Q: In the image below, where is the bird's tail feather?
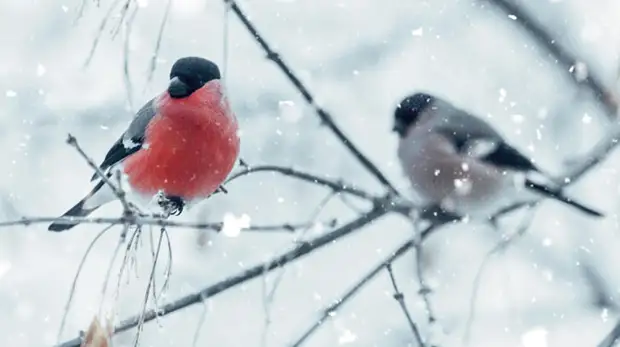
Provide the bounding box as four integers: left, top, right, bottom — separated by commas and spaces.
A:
524, 179, 603, 217
48, 180, 107, 232
47, 199, 100, 232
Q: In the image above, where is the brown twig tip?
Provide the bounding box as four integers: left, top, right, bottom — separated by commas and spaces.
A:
66, 133, 77, 145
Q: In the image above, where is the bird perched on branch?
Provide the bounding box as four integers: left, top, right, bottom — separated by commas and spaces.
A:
392, 92, 604, 221
48, 56, 240, 232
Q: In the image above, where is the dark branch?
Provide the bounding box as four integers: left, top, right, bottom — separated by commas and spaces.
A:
290, 238, 416, 347
0, 215, 334, 233
225, 165, 377, 201
57, 206, 390, 347
291, 224, 441, 346
223, 0, 402, 196
484, 0, 617, 117
386, 265, 425, 346
598, 321, 620, 347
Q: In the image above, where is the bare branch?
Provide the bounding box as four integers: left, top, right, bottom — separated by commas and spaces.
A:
56, 224, 115, 345
414, 244, 435, 324
57, 206, 390, 347
483, 0, 618, 117
463, 205, 537, 345
191, 294, 209, 347
121, 5, 139, 112
132, 228, 165, 346
225, 165, 378, 202
83, 0, 123, 68
598, 321, 620, 347
259, 191, 337, 347
290, 224, 440, 347
386, 264, 426, 346
144, 0, 172, 87
66, 134, 134, 213
581, 260, 618, 312
0, 215, 335, 233
222, 0, 402, 196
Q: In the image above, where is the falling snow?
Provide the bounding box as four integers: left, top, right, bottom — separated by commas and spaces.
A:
221, 212, 251, 238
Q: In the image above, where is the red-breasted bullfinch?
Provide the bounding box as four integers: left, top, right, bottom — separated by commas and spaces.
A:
48, 56, 240, 231
392, 92, 604, 220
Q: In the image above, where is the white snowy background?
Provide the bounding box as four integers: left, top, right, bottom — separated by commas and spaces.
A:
1, 0, 620, 346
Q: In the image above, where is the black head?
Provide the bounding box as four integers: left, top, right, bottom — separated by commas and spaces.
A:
168, 57, 221, 98
392, 92, 435, 137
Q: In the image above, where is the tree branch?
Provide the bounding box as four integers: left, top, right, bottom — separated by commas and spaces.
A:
0, 215, 335, 233
386, 263, 426, 346
483, 0, 618, 117
222, 0, 402, 196
598, 320, 620, 347
57, 206, 390, 347
290, 223, 442, 346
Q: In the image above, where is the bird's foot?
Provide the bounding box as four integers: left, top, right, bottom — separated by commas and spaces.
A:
158, 195, 185, 216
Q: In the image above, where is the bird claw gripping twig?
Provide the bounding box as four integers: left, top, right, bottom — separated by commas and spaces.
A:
157, 195, 184, 216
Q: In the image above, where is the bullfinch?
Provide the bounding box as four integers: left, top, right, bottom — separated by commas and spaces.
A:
48, 56, 240, 232
392, 92, 604, 220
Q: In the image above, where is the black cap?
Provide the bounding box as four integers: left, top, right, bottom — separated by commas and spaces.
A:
168, 57, 221, 98
392, 92, 435, 137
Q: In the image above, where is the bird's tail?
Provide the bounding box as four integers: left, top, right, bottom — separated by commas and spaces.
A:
48, 180, 107, 232
48, 199, 101, 232
524, 179, 604, 217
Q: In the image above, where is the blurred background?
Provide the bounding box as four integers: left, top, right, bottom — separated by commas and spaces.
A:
2, 0, 620, 346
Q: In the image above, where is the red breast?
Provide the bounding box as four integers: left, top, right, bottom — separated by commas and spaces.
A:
122, 81, 240, 200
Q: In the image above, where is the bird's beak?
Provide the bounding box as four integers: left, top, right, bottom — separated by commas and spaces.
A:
168, 76, 190, 98
392, 120, 406, 134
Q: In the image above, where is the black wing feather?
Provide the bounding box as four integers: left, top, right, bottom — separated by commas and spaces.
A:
89, 98, 157, 181
89, 138, 142, 181
436, 128, 541, 173
479, 141, 540, 172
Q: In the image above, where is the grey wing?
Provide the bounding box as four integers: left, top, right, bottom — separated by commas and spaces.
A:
433, 110, 540, 173
89, 98, 158, 181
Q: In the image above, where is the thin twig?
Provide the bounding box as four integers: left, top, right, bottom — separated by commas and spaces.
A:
144, 0, 172, 88
223, 0, 401, 196
73, 0, 89, 24
290, 218, 462, 346
192, 294, 209, 347
386, 264, 425, 346
122, 5, 139, 112
259, 191, 337, 347
56, 224, 115, 344
221, 0, 231, 88
483, 0, 617, 117
110, 0, 133, 39
98, 227, 129, 318
225, 165, 375, 201
66, 134, 133, 213
110, 226, 141, 326
598, 320, 620, 347
290, 233, 429, 347
58, 207, 390, 347
414, 243, 435, 323
463, 206, 536, 345
133, 228, 165, 346
0, 215, 335, 232
83, 0, 123, 68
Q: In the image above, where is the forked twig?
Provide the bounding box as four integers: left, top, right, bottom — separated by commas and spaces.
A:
222, 0, 401, 196
386, 264, 425, 346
